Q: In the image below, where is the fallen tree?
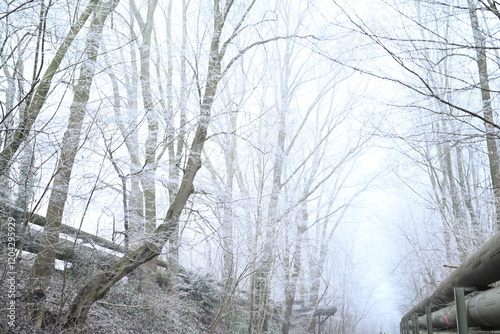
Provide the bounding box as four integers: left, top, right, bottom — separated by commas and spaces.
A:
0, 206, 172, 285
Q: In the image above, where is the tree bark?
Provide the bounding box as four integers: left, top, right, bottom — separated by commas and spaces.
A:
64, 0, 228, 327
27, 0, 119, 327
65, 108, 208, 329
165, 0, 181, 297
133, 0, 159, 294
467, 0, 500, 231
64, 0, 288, 327
281, 202, 306, 334
0, 0, 99, 177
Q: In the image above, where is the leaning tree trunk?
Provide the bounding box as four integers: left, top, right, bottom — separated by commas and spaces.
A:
64, 3, 226, 327
64, 0, 286, 328
27, 0, 119, 327
64, 92, 214, 329
0, 0, 99, 177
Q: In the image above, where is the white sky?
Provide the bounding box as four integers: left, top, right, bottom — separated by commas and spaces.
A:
6, 0, 482, 332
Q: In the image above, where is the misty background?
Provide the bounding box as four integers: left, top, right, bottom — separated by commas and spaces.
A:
1, 0, 499, 333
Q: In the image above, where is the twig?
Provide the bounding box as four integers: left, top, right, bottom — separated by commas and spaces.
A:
96, 301, 151, 309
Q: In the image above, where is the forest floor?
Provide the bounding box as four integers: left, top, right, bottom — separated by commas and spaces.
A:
0, 253, 216, 334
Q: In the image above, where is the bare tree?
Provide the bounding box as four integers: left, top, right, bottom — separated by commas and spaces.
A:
324, 0, 500, 320
466, 0, 500, 230
27, 0, 120, 327
0, 0, 100, 177
63, 1, 296, 328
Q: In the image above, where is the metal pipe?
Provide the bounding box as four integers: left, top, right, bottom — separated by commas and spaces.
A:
413, 285, 500, 330
467, 285, 500, 328
403, 230, 500, 320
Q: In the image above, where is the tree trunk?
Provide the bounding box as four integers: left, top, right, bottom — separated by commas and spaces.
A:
249, 111, 285, 333
1, 64, 36, 209
165, 0, 182, 297
27, 0, 118, 327
467, 0, 500, 231
64, 1, 228, 327
281, 202, 306, 334
0, 0, 99, 177
117, 12, 142, 255
65, 109, 208, 328
135, 0, 159, 294
455, 146, 481, 243
64, 0, 284, 327
249, 32, 291, 333
425, 140, 453, 263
